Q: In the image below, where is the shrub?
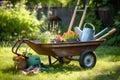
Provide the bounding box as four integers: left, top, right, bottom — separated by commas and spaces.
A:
84, 9, 102, 34
103, 11, 120, 45
104, 26, 120, 46
0, 5, 40, 41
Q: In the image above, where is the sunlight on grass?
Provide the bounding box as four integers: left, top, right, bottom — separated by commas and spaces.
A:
0, 46, 120, 80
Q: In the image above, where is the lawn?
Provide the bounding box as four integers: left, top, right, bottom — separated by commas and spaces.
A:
0, 46, 120, 80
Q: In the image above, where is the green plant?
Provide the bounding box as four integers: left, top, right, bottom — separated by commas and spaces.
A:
0, 5, 40, 41
93, 0, 109, 6
113, 11, 120, 26
84, 9, 102, 34
104, 25, 120, 46
0, 41, 12, 47
62, 30, 79, 41
39, 14, 62, 35
103, 11, 120, 45
0, 47, 120, 80
37, 31, 55, 43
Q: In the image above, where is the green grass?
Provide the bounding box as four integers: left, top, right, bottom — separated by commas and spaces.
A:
0, 46, 120, 80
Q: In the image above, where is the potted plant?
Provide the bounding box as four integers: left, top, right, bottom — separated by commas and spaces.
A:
62, 30, 79, 42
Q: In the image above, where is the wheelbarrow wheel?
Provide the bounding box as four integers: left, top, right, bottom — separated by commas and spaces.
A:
79, 50, 96, 69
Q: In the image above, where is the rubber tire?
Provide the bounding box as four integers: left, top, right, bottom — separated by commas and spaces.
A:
79, 50, 96, 69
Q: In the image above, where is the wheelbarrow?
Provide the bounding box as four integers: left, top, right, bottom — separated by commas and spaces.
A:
12, 38, 104, 69
12, 0, 105, 69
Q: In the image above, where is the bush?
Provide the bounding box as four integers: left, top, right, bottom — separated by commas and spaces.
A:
104, 25, 120, 46
84, 9, 102, 34
103, 11, 120, 45
0, 5, 40, 41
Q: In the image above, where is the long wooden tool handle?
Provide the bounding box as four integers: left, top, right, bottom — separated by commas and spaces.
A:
68, 0, 80, 32
79, 0, 90, 29
96, 28, 116, 40
77, 0, 80, 5
108, 28, 117, 35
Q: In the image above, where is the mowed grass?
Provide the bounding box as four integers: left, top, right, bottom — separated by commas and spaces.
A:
0, 46, 120, 80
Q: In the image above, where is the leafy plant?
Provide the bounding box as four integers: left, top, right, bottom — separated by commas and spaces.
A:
103, 11, 120, 45
84, 9, 102, 34
0, 5, 40, 41
62, 30, 79, 41
37, 31, 54, 43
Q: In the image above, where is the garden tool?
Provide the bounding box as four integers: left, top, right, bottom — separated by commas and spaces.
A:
94, 27, 109, 38
96, 28, 117, 40
68, 0, 80, 32
79, 0, 90, 29
68, 0, 90, 31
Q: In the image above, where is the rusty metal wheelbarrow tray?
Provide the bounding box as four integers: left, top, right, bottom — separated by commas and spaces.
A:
12, 38, 104, 57
12, 38, 104, 68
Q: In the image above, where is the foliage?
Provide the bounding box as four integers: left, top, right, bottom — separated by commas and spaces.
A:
0, 5, 40, 41
37, 31, 54, 43
39, 19, 61, 35
58, 0, 71, 6
92, 0, 109, 7
62, 31, 79, 41
104, 11, 120, 45
109, 25, 120, 45
84, 9, 102, 34
9, 0, 71, 6
0, 41, 12, 47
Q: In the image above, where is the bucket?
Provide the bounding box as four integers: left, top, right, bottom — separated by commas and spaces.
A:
80, 23, 95, 42
27, 56, 41, 67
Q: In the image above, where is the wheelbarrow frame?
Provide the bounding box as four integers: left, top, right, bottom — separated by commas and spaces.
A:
12, 38, 104, 68
12, 0, 104, 68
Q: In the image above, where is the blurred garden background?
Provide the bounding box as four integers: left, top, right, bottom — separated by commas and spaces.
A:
0, 0, 120, 45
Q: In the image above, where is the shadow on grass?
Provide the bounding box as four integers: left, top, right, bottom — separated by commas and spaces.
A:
1, 66, 18, 74
48, 63, 86, 73
95, 66, 120, 80
95, 46, 120, 61
1, 62, 84, 74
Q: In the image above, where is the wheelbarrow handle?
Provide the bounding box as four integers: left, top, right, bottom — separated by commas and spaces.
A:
12, 39, 24, 56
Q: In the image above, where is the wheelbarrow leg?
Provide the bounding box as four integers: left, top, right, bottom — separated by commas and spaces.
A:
48, 56, 52, 65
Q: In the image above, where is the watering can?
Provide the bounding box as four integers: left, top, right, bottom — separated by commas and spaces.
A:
74, 27, 82, 41
74, 23, 95, 42
81, 23, 95, 42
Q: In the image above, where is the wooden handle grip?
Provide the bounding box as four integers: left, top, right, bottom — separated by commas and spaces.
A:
77, 0, 80, 5
108, 28, 116, 35
96, 28, 117, 41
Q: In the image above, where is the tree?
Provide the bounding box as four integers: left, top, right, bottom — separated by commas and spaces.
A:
9, 0, 72, 6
